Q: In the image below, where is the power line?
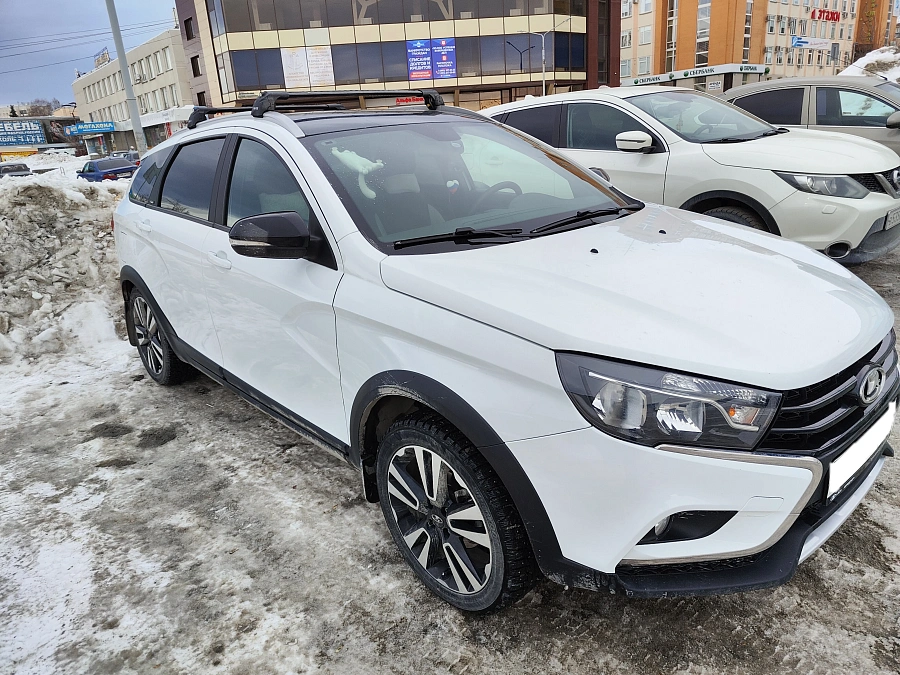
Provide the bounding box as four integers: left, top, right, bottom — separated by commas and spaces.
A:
0, 27, 171, 59
0, 21, 174, 52
0, 19, 174, 45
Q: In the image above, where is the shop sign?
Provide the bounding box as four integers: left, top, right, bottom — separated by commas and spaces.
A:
0, 120, 46, 146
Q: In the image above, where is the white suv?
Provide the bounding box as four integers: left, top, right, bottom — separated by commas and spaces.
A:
115, 90, 898, 612
485, 86, 900, 264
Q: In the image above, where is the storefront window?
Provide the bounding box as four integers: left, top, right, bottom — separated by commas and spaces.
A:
250, 0, 278, 29
481, 35, 506, 75
332, 44, 359, 84
357, 43, 384, 81
480, 0, 504, 18
275, 0, 304, 29
222, 0, 252, 31
456, 0, 479, 18
300, 0, 328, 27
382, 41, 408, 80
325, 0, 353, 26
456, 36, 481, 76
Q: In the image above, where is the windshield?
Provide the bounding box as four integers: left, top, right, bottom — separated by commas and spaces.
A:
1, 164, 28, 173
303, 118, 629, 253
629, 90, 774, 143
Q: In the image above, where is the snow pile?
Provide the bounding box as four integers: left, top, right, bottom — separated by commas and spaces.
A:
24, 152, 87, 177
0, 171, 127, 360
840, 45, 900, 80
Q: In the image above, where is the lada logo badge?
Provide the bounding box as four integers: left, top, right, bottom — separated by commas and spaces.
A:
858, 365, 886, 406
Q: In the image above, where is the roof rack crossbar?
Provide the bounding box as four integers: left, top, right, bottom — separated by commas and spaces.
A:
251, 89, 445, 117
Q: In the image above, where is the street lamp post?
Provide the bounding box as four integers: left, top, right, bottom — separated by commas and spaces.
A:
519, 17, 572, 97
505, 40, 536, 74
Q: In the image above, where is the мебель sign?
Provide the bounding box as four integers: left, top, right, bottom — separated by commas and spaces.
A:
63, 122, 116, 136
0, 120, 46, 146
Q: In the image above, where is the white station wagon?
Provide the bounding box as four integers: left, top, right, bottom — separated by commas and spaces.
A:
114, 90, 897, 611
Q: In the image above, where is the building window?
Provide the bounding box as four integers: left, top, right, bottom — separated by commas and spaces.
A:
197, 91, 207, 106
779, 17, 786, 34
767, 15, 775, 33
637, 56, 650, 74
621, 0, 631, 18
621, 58, 631, 77
789, 18, 797, 35
800, 19, 807, 35
163, 47, 173, 70
640, 0, 652, 13
807, 48, 814, 64
764, 46, 773, 64
639, 25, 652, 45
787, 48, 794, 64
170, 84, 179, 106
184, 16, 195, 40
776, 47, 784, 64
191, 55, 202, 78
621, 29, 632, 48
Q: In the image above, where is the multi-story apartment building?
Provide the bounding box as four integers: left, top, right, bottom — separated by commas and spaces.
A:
174, 0, 620, 111
71, 29, 192, 153
763, 1, 858, 78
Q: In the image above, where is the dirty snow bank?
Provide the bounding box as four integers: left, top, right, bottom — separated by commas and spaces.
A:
23, 153, 86, 176
0, 171, 126, 361
840, 45, 900, 80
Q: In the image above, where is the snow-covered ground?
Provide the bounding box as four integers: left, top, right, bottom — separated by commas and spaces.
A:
22, 153, 87, 178
1, 175, 899, 674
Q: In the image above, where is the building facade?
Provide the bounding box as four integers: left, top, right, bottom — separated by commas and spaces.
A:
763, 1, 858, 79
853, 0, 898, 59
71, 29, 193, 153
174, 0, 619, 110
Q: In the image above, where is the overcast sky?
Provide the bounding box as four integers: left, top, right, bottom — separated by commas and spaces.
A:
1, 0, 177, 105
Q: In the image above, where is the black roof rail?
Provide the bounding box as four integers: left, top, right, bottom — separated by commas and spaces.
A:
251, 89, 445, 117
187, 106, 250, 129
186, 103, 349, 129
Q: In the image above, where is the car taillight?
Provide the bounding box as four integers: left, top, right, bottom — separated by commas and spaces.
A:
102, 173, 117, 180
134, 160, 141, 166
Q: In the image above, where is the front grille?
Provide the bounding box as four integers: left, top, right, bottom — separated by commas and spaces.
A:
850, 168, 900, 195
617, 552, 761, 576
758, 330, 898, 457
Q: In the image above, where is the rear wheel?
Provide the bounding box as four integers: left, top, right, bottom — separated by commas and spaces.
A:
128, 290, 193, 385
376, 414, 538, 612
702, 205, 768, 232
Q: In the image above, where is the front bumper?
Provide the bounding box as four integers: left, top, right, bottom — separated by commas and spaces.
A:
509, 401, 896, 597
770, 190, 900, 252
841, 213, 900, 264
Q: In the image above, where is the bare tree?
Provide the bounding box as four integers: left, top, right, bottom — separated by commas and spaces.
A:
25, 99, 53, 117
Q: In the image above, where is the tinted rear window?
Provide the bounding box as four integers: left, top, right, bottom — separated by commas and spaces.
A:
731, 88, 805, 126
159, 138, 225, 220
1, 164, 28, 173
502, 105, 561, 146
97, 158, 133, 170
129, 147, 173, 205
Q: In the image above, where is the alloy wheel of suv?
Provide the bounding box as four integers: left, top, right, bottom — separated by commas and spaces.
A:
129, 290, 193, 385
376, 414, 537, 612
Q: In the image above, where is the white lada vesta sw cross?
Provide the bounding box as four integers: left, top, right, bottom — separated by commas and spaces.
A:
114, 90, 898, 612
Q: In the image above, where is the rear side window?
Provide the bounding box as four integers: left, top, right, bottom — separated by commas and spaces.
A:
226, 138, 312, 227
129, 147, 172, 205
1, 164, 27, 173
732, 88, 804, 126
159, 138, 225, 220
565, 103, 655, 151
502, 105, 561, 146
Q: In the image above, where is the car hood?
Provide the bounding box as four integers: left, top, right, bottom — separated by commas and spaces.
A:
701, 128, 898, 173
380, 205, 893, 391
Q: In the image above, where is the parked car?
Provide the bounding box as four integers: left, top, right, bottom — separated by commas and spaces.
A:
115, 90, 898, 612
0, 161, 33, 178
108, 150, 141, 166
723, 76, 900, 157
77, 157, 137, 182
485, 86, 900, 264
44, 147, 76, 156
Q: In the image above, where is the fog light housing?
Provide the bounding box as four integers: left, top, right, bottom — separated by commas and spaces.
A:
637, 511, 737, 545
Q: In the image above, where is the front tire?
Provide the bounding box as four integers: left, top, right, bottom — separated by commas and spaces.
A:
702, 205, 768, 232
127, 290, 193, 385
376, 414, 538, 612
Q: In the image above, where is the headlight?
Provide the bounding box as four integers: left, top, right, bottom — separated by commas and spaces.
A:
556, 354, 781, 450
775, 172, 869, 199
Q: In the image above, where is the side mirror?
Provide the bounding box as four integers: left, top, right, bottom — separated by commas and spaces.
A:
887, 111, 900, 129
615, 130, 654, 153
590, 167, 612, 183
229, 211, 310, 259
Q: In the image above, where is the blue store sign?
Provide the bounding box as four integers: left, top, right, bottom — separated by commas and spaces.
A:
432, 38, 456, 79
0, 120, 46, 146
63, 121, 116, 136
407, 40, 432, 80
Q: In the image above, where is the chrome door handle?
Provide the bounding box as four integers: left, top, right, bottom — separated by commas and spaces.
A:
207, 251, 232, 270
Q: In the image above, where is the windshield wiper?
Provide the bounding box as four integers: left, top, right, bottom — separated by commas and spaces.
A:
758, 127, 790, 137
703, 136, 754, 144
529, 204, 643, 235
393, 227, 523, 250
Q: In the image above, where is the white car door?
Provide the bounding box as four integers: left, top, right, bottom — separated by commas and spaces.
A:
559, 101, 669, 203
201, 132, 346, 443
134, 136, 225, 362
